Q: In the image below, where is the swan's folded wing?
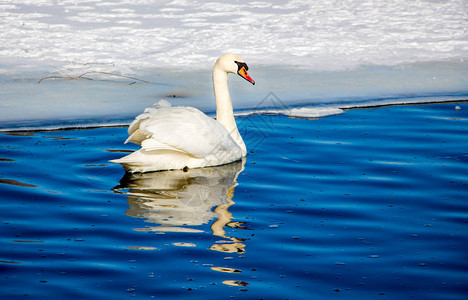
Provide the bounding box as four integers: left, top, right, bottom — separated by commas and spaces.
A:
127, 101, 171, 137
125, 129, 147, 145
137, 106, 240, 159
127, 110, 150, 137
140, 138, 188, 154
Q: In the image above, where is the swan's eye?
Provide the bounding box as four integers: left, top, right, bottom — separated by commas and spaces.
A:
234, 61, 249, 72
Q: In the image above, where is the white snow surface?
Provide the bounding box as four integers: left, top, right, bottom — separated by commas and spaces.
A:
0, 0, 467, 72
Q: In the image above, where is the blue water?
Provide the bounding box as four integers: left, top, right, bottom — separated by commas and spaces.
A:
1, 102, 467, 299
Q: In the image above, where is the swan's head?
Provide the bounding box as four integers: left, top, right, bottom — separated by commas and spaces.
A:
215, 53, 255, 85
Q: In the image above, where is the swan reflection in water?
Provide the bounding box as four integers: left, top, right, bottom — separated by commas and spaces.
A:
113, 158, 249, 253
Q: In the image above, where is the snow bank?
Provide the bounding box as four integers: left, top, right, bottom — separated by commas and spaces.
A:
0, 0, 466, 73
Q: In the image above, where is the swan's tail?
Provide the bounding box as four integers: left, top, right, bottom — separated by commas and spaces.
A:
110, 150, 194, 173
110, 151, 146, 171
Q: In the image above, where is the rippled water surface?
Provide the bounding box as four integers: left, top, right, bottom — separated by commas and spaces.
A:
1, 102, 467, 299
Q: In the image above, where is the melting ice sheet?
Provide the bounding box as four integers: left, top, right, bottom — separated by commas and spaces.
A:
0, 61, 467, 131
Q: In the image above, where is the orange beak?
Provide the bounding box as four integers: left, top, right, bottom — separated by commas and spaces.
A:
238, 67, 255, 85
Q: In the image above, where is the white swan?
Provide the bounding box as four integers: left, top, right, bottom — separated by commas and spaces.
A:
111, 53, 255, 173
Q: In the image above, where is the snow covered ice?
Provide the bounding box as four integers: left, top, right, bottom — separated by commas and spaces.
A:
1, 0, 467, 71
0, 0, 467, 129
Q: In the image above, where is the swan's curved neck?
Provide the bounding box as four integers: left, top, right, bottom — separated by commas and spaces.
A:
213, 68, 246, 156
